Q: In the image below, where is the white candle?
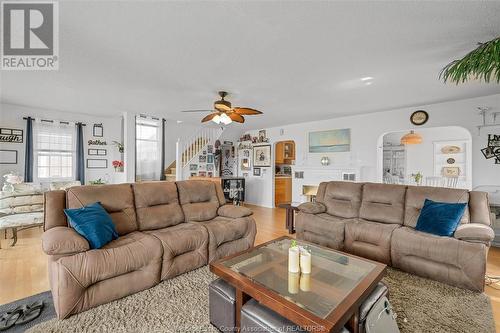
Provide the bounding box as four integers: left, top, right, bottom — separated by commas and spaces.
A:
300, 250, 312, 274
288, 272, 299, 294
288, 247, 300, 273
300, 273, 311, 292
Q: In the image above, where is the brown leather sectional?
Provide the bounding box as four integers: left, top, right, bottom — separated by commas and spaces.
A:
296, 181, 495, 292
41, 180, 256, 319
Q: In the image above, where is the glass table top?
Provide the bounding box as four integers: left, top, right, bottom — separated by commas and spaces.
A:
221, 238, 377, 319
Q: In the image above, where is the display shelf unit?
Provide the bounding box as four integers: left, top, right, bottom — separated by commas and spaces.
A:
433, 140, 468, 183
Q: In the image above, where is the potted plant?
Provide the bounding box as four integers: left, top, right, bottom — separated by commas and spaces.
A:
112, 160, 124, 172
112, 141, 124, 153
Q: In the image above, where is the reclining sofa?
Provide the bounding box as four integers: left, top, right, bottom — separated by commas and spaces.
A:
42, 180, 256, 319
296, 181, 495, 292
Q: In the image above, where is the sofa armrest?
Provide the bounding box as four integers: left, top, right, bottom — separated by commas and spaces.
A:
217, 205, 253, 219
297, 202, 326, 214
454, 223, 495, 245
42, 226, 90, 255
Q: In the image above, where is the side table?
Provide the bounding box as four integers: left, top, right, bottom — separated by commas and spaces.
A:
277, 202, 300, 234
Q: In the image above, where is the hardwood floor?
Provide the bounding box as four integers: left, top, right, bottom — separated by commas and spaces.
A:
0, 205, 498, 331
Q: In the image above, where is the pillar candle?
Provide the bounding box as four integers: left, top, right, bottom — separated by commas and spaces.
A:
300, 250, 312, 274
288, 247, 300, 273
288, 272, 299, 294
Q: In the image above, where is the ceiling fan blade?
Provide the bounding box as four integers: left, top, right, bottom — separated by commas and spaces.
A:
180, 109, 214, 113
201, 112, 219, 123
233, 107, 263, 115
229, 113, 245, 123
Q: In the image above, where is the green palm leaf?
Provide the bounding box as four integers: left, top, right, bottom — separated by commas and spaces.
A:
440, 37, 500, 84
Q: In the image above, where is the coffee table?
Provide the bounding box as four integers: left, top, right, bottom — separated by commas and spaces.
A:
210, 236, 386, 333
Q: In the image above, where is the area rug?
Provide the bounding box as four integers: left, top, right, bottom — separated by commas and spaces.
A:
21, 266, 494, 333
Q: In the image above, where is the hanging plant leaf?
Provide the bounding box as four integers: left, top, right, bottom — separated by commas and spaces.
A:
440, 37, 500, 84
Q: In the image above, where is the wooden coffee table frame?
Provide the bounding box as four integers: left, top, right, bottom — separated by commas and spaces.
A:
210, 236, 386, 333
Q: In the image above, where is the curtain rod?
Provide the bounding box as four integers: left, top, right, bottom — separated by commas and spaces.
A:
23, 117, 86, 126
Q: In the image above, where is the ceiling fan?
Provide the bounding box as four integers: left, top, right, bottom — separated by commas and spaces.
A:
181, 91, 263, 125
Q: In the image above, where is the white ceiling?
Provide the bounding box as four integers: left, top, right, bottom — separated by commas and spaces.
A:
1, 1, 499, 129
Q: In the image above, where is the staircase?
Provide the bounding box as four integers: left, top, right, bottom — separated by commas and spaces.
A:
166, 127, 223, 181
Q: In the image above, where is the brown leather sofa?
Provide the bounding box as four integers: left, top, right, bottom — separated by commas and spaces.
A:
296, 181, 495, 292
41, 180, 256, 319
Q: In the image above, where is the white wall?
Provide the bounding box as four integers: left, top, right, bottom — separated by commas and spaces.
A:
0, 103, 124, 185
235, 94, 500, 208
383, 126, 472, 186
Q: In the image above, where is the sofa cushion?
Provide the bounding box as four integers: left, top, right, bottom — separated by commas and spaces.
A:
64, 202, 119, 249
52, 231, 162, 318
404, 185, 469, 228
146, 223, 208, 280
176, 180, 220, 222
42, 226, 90, 255
132, 181, 185, 230
218, 205, 253, 218
318, 181, 363, 218
66, 184, 138, 235
297, 202, 326, 214
359, 183, 406, 224
415, 199, 467, 237
202, 216, 256, 262
295, 212, 348, 250
344, 219, 399, 265
454, 223, 495, 244
391, 226, 487, 291
469, 191, 491, 225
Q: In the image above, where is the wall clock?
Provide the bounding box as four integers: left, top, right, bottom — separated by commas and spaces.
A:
410, 110, 429, 126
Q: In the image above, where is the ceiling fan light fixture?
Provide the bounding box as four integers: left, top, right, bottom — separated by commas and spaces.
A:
211, 113, 232, 125
400, 130, 422, 145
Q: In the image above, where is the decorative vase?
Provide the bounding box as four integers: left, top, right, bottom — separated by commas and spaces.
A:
300, 248, 312, 274
2, 183, 14, 192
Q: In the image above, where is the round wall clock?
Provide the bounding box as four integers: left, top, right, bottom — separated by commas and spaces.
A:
410, 110, 429, 126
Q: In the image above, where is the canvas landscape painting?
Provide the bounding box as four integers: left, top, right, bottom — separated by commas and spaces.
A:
308, 129, 351, 153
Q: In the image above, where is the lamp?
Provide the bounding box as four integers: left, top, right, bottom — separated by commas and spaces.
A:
400, 130, 422, 145
211, 113, 232, 125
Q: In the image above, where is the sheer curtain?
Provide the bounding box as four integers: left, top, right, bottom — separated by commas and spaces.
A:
135, 115, 162, 181
33, 119, 76, 184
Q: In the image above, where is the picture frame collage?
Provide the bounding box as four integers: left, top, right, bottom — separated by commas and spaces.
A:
190, 145, 216, 178
87, 123, 108, 169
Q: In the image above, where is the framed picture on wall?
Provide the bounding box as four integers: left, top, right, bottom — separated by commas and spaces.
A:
0, 150, 18, 164
88, 148, 107, 156
93, 123, 103, 137
253, 167, 261, 176
308, 128, 350, 153
87, 159, 108, 169
253, 145, 271, 167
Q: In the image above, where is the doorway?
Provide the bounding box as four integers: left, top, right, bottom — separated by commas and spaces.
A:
274, 140, 295, 206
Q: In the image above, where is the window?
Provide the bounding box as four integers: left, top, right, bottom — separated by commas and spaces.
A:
34, 121, 76, 182
136, 116, 162, 181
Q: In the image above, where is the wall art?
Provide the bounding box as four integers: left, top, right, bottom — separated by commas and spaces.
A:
88, 139, 107, 146
0, 128, 23, 143
253, 167, 261, 176
207, 154, 214, 164
189, 164, 198, 171
207, 145, 214, 153
87, 159, 108, 169
198, 171, 207, 177
0, 150, 18, 164
253, 145, 271, 167
308, 128, 350, 153
93, 123, 103, 137
88, 148, 107, 156
199, 155, 207, 163
481, 134, 500, 165
207, 164, 214, 171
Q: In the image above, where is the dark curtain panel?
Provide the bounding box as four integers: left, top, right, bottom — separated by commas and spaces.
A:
76, 123, 85, 184
24, 117, 34, 182
160, 118, 166, 180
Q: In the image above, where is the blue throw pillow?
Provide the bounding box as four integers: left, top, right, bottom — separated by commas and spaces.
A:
64, 202, 118, 249
415, 199, 467, 237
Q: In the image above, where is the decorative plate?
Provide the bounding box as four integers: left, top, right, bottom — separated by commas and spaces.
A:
410, 110, 429, 126
441, 145, 461, 154
446, 158, 456, 164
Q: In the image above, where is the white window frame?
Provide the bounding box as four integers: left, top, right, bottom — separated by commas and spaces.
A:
135, 115, 162, 181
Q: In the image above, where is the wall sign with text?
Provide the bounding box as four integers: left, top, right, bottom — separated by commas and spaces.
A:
481, 134, 500, 165
0, 128, 23, 143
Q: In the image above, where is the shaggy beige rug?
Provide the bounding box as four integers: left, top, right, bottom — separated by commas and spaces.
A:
27, 266, 494, 333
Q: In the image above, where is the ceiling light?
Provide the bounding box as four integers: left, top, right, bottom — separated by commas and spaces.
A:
400, 130, 422, 145
360, 77, 373, 81
211, 113, 233, 125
